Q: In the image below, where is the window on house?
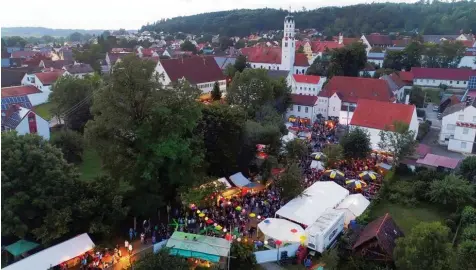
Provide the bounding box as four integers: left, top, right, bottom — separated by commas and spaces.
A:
277, 66, 279, 70
450, 81, 453, 84
285, 42, 288, 47
457, 81, 460, 84
298, 106, 301, 112
433, 80, 435, 83
305, 107, 309, 113
461, 142, 467, 149
464, 81, 467, 84
300, 87, 302, 90
447, 124, 456, 130
463, 128, 469, 134
458, 115, 464, 121
333, 107, 335, 111
473, 116, 476, 122
290, 106, 293, 111
426, 79, 429, 83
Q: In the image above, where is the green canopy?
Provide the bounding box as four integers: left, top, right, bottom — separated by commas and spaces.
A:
5, 240, 39, 257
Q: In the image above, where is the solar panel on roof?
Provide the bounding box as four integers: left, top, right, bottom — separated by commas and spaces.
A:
469, 76, 476, 90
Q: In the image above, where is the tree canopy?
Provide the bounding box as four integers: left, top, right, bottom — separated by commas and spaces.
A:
141, 2, 476, 37
340, 128, 371, 160
378, 121, 417, 165
427, 174, 474, 210
133, 248, 190, 270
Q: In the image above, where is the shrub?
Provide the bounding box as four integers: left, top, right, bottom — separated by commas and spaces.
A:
461, 206, 476, 226
50, 130, 84, 164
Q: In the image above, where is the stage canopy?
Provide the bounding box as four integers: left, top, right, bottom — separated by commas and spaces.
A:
4, 233, 94, 270
166, 232, 231, 263
258, 218, 305, 244
336, 194, 370, 224
276, 181, 349, 226
4, 240, 39, 257
229, 172, 250, 187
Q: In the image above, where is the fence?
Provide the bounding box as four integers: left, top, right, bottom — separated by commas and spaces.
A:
254, 243, 300, 264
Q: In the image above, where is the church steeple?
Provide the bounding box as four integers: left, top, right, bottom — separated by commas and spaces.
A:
281, 13, 295, 71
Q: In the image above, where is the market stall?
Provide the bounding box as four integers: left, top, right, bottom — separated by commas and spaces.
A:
257, 218, 305, 247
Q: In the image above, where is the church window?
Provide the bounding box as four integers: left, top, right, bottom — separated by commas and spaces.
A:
285, 42, 288, 47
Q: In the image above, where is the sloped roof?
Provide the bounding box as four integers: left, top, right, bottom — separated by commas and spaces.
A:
295, 53, 310, 66
353, 213, 403, 258
381, 73, 405, 91
416, 153, 461, 169
2, 85, 41, 97
214, 57, 237, 70
293, 74, 320, 84
266, 70, 290, 79
1, 67, 42, 87
11, 51, 38, 59
34, 71, 64, 85
2, 105, 31, 129
107, 52, 133, 65
240, 47, 309, 66
41, 59, 73, 69
398, 71, 413, 83
363, 34, 393, 46
159, 56, 225, 84
320, 76, 394, 103
63, 63, 94, 74
291, 94, 318, 106
411, 67, 476, 81
367, 52, 385, 59
309, 41, 343, 53
343, 38, 359, 45
350, 99, 415, 131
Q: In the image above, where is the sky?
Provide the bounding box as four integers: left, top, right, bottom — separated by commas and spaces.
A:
1, 0, 416, 30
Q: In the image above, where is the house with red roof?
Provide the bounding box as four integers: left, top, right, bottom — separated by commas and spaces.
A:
353, 213, 404, 262
1, 104, 50, 139
288, 74, 326, 96
350, 99, 418, 150
285, 94, 319, 123
316, 76, 395, 124
302, 39, 344, 61
20, 71, 64, 104
380, 73, 407, 102
412, 67, 476, 89
360, 34, 393, 54
155, 56, 226, 93
240, 14, 310, 75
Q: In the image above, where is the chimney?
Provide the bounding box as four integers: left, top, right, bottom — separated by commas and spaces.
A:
405, 94, 410, 105
338, 33, 343, 45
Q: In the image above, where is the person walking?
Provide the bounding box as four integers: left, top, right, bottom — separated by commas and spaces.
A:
128, 244, 133, 255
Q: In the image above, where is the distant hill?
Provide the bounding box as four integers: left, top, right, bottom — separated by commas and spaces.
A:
1, 27, 133, 37
141, 2, 476, 37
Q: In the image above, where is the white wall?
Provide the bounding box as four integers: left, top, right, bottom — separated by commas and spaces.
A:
254, 243, 300, 264
286, 104, 317, 122
197, 80, 226, 93
316, 97, 329, 118
15, 113, 50, 140
413, 78, 469, 89
291, 80, 324, 96
458, 56, 476, 69
360, 35, 372, 54
328, 94, 342, 118
367, 59, 383, 67
28, 92, 49, 106
339, 111, 354, 126
250, 63, 282, 71
292, 66, 309, 75
155, 62, 172, 85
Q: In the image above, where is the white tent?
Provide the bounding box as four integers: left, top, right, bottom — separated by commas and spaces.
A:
275, 181, 349, 226
310, 160, 324, 171
229, 172, 250, 187
258, 218, 305, 244
281, 132, 296, 144
4, 233, 94, 270
217, 177, 232, 188
336, 194, 370, 224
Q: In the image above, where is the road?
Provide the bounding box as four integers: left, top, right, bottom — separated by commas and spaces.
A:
424, 102, 441, 129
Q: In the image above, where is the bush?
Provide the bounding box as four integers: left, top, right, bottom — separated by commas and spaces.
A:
51, 130, 85, 164
461, 224, 476, 241
417, 122, 430, 141
461, 206, 476, 226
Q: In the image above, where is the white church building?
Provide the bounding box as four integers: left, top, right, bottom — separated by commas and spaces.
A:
240, 15, 310, 74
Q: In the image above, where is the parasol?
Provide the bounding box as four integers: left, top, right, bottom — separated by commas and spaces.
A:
345, 179, 367, 190
323, 169, 345, 180
310, 152, 325, 160
359, 171, 378, 181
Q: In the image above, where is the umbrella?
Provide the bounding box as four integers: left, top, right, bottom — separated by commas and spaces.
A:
206, 219, 214, 224
249, 213, 256, 218
323, 169, 345, 180
235, 206, 242, 211
215, 225, 223, 231
199, 213, 205, 217
345, 179, 367, 189
359, 171, 378, 181
310, 152, 325, 160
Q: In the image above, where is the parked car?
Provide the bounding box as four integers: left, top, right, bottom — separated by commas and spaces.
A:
433, 105, 439, 112
437, 113, 442, 120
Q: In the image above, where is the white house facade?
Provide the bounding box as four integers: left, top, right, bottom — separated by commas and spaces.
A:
412, 67, 476, 89
439, 102, 476, 153
288, 74, 326, 96
1, 106, 50, 140
286, 94, 319, 123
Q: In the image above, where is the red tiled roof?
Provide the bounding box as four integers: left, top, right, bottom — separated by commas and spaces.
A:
461, 40, 475, 48
416, 153, 461, 169
159, 56, 225, 84
143, 56, 160, 64
398, 71, 413, 83
464, 49, 476, 56
310, 41, 343, 53
1, 85, 41, 97
350, 99, 415, 130
320, 76, 394, 103
364, 34, 393, 46
343, 38, 359, 45
290, 94, 318, 106
34, 71, 64, 85
389, 73, 405, 89
11, 51, 38, 59
411, 67, 476, 81
353, 213, 404, 258
392, 38, 412, 47
293, 74, 320, 84
240, 47, 309, 66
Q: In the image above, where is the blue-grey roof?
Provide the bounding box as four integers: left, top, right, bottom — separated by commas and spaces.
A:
266, 70, 290, 79
386, 47, 405, 52
229, 172, 250, 187
214, 57, 236, 70
367, 52, 385, 59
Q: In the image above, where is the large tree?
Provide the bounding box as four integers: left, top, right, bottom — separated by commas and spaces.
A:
409, 86, 425, 108
323, 144, 343, 168
226, 69, 274, 115
197, 103, 247, 176
403, 41, 423, 70
234, 55, 248, 73
378, 121, 418, 165
438, 40, 466, 68
50, 130, 84, 164
306, 55, 329, 76
230, 242, 257, 270
340, 127, 371, 160
49, 74, 99, 131
456, 240, 476, 270
327, 42, 367, 78
85, 55, 205, 217
211, 81, 221, 101
180, 40, 197, 54
394, 222, 454, 270
284, 139, 308, 162
459, 156, 476, 183
427, 174, 474, 210
276, 163, 305, 202
383, 50, 404, 71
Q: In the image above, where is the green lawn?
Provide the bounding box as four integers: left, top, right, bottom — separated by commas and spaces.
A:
78, 147, 104, 181
422, 88, 441, 104
33, 103, 54, 120
369, 201, 448, 234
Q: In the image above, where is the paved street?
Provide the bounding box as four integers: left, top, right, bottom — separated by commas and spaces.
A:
424, 102, 441, 129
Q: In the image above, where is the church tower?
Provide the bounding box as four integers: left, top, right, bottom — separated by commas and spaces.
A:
281, 14, 295, 71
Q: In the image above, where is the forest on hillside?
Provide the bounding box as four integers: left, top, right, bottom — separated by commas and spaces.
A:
141, 1, 476, 37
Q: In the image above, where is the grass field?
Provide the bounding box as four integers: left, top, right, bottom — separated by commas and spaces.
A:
78, 147, 104, 181
422, 88, 442, 104
33, 103, 54, 120
369, 200, 448, 234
